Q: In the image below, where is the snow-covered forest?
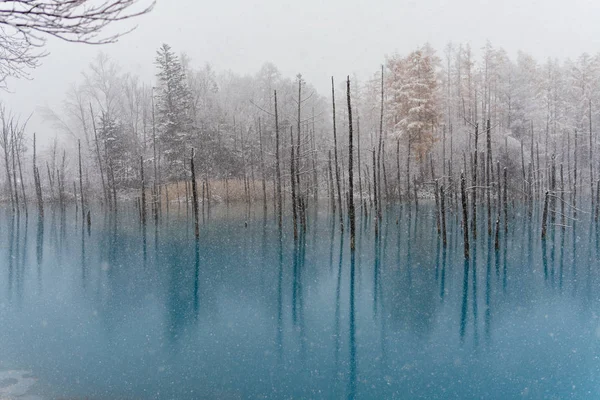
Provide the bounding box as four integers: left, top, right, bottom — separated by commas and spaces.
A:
3, 40, 599, 214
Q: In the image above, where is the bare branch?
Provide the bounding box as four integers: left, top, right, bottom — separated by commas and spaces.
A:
0, 0, 154, 84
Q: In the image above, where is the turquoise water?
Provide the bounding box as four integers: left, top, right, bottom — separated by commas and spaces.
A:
1, 205, 600, 399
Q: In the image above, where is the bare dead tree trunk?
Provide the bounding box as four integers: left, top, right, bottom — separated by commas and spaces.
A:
328, 150, 335, 212
396, 139, 401, 200
56, 167, 63, 211
471, 122, 479, 239
78, 139, 85, 222
16, 135, 26, 213
528, 162, 533, 219
332, 77, 343, 231
550, 154, 556, 224
413, 175, 418, 212
58, 151, 65, 211
201, 181, 205, 219
274, 90, 282, 230
250, 132, 256, 203
10, 125, 20, 212
406, 140, 411, 202
590, 98, 594, 211
574, 129, 578, 219
491, 183, 499, 236
596, 179, 600, 223
259, 117, 267, 216
382, 142, 389, 204
449, 160, 456, 209
561, 164, 565, 229
357, 114, 363, 211
73, 181, 78, 219
365, 165, 372, 209
140, 156, 146, 226
33, 133, 43, 217
240, 126, 249, 208
206, 177, 211, 211
449, 122, 455, 181
2, 120, 14, 211
495, 161, 501, 251
190, 148, 199, 239
377, 65, 384, 221
503, 167, 508, 234
164, 183, 169, 214
434, 178, 441, 236
486, 119, 492, 237
461, 171, 470, 259
46, 162, 55, 202
185, 178, 190, 214
373, 148, 378, 237
442, 124, 447, 185
521, 140, 526, 201
290, 126, 298, 240
347, 76, 356, 251
296, 77, 302, 228
535, 142, 543, 202
541, 190, 549, 240
311, 107, 318, 203
440, 184, 447, 247
151, 92, 158, 224
567, 129, 572, 200
109, 156, 117, 212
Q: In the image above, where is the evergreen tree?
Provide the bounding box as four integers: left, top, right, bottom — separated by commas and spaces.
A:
155, 43, 193, 179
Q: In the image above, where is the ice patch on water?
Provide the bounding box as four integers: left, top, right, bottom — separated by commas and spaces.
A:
0, 370, 41, 400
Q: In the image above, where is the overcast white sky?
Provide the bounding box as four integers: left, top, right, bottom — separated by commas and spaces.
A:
3, 0, 600, 144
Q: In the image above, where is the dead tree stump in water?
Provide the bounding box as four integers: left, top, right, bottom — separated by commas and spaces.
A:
140, 156, 146, 226
78, 140, 85, 222
440, 184, 447, 248
461, 172, 470, 260
541, 190, 549, 240
190, 148, 199, 239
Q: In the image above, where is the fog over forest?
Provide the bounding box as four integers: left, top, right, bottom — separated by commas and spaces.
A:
6, 0, 600, 142
3, 2, 600, 206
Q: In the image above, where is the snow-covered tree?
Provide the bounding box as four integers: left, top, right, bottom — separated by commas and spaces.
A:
155, 43, 193, 179
386, 45, 440, 162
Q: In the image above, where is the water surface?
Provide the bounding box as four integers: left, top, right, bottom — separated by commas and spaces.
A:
1, 204, 599, 399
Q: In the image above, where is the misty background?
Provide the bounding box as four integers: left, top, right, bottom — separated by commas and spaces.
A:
4, 0, 600, 145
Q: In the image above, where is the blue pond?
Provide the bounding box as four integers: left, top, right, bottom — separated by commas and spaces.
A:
0, 204, 599, 399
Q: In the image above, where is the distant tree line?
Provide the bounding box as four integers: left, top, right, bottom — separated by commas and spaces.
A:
2, 41, 600, 216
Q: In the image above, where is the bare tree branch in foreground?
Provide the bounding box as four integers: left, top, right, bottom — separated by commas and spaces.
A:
0, 0, 155, 86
